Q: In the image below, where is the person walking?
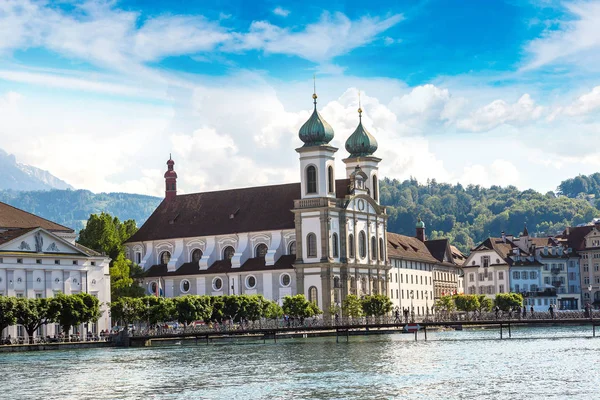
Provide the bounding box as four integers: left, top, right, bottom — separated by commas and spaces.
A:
530, 305, 535, 318
522, 305, 527, 319
494, 306, 500, 320
549, 304, 555, 320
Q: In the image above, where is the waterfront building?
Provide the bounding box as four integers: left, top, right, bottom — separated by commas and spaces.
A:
462, 237, 511, 298
386, 220, 465, 318
125, 90, 390, 316
0, 202, 111, 339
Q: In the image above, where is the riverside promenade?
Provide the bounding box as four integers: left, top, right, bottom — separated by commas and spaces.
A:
123, 310, 600, 347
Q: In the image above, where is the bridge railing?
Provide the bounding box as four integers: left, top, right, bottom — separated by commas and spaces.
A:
127, 310, 600, 338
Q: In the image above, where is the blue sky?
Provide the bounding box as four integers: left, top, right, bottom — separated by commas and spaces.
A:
1, 0, 600, 195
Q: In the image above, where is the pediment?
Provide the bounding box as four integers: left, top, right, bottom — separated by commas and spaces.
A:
0, 228, 85, 255
344, 194, 384, 215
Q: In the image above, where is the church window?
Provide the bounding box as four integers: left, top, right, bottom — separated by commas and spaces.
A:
255, 243, 268, 258
192, 249, 203, 263
160, 251, 171, 265
149, 281, 158, 295
373, 175, 378, 201
379, 238, 384, 261
280, 273, 291, 287
348, 234, 355, 258
135, 252, 141, 264
288, 241, 296, 256
306, 166, 317, 194
371, 236, 377, 260
307, 233, 317, 258
180, 279, 190, 293
223, 246, 235, 260
359, 231, 367, 259
212, 277, 223, 291
245, 275, 257, 289
308, 286, 318, 304
328, 166, 334, 193
332, 233, 339, 258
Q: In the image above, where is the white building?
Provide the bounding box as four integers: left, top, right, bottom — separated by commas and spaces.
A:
0, 202, 111, 339
125, 90, 390, 316
462, 238, 511, 298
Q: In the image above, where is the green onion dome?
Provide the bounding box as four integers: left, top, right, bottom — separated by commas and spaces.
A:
299, 93, 335, 147
345, 107, 378, 158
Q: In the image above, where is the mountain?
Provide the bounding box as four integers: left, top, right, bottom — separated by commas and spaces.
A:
0, 189, 161, 232
0, 148, 73, 191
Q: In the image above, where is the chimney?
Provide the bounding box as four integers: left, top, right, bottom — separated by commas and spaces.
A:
416, 218, 426, 242
501, 231, 506, 243
164, 154, 177, 201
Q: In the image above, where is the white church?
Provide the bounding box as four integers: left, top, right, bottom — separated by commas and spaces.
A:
125, 89, 390, 315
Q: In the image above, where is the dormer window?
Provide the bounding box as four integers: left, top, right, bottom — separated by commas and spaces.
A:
482, 256, 490, 268
223, 246, 235, 260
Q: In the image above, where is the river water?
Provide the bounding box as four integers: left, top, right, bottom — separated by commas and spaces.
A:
2, 326, 599, 399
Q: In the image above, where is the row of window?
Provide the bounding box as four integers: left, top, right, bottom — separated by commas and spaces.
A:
468, 285, 505, 294
389, 289, 433, 301
391, 272, 432, 286
512, 271, 538, 280
468, 271, 505, 282
149, 273, 293, 295
1, 258, 88, 266
523, 298, 557, 306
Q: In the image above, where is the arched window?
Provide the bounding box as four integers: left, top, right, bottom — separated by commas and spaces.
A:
379, 238, 384, 261
255, 243, 268, 258
223, 246, 235, 260
328, 166, 334, 193
359, 231, 366, 258
373, 175, 378, 201
288, 241, 296, 255
160, 251, 171, 265
192, 249, 203, 263
307, 233, 317, 258
306, 166, 317, 194
332, 233, 339, 258
308, 286, 318, 304
371, 236, 377, 260
348, 234, 355, 258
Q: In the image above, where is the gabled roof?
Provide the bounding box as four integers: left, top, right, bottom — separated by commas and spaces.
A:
143, 254, 296, 277
127, 180, 350, 243
449, 245, 466, 265
0, 202, 73, 232
558, 225, 594, 251
387, 232, 439, 264
472, 237, 514, 264
0, 228, 36, 246
424, 239, 448, 263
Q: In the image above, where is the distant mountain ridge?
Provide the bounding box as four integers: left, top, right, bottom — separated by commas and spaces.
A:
0, 189, 161, 232
0, 149, 73, 191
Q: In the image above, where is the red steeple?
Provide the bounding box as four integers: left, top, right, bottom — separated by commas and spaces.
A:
164, 154, 177, 200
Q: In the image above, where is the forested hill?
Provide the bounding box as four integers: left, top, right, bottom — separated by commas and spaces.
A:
0, 189, 161, 232
1, 173, 599, 254
380, 177, 600, 253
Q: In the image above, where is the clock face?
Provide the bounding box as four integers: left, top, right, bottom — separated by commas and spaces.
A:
358, 199, 365, 211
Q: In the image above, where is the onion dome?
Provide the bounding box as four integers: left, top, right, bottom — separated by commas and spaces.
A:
345, 106, 378, 158
299, 92, 335, 147
416, 218, 425, 229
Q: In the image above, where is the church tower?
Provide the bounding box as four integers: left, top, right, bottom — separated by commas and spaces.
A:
343, 95, 381, 204
296, 82, 338, 199
164, 155, 177, 200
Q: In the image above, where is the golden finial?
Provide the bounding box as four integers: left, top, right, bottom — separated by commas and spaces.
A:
358, 90, 362, 118
312, 74, 317, 105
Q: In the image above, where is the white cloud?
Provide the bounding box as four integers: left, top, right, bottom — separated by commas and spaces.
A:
227, 12, 404, 63
560, 85, 600, 116
459, 160, 520, 188
273, 7, 290, 17
523, 1, 600, 70
456, 94, 544, 132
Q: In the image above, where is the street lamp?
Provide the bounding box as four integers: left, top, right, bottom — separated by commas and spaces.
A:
410, 290, 415, 323
425, 291, 429, 321
588, 285, 593, 320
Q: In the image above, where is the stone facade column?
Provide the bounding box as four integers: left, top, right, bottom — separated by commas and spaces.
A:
294, 212, 303, 263
296, 268, 305, 297
321, 267, 332, 317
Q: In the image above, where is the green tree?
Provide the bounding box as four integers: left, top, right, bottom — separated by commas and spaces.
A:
145, 296, 175, 325
0, 296, 17, 337
172, 296, 212, 325
262, 301, 283, 319
110, 252, 145, 301
434, 295, 456, 313
454, 294, 480, 317
282, 295, 322, 318
15, 298, 58, 344
361, 294, 393, 317
109, 297, 145, 327
476, 295, 493, 313
342, 294, 364, 318
494, 293, 523, 311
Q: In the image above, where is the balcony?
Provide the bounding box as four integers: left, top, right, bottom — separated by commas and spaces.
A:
551, 267, 562, 275
294, 198, 341, 209
521, 288, 557, 297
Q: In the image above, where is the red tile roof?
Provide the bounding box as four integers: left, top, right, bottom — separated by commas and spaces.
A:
0, 202, 73, 232
387, 232, 439, 264
127, 180, 350, 243
0, 227, 36, 246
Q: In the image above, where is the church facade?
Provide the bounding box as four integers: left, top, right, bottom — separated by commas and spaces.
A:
125, 90, 389, 315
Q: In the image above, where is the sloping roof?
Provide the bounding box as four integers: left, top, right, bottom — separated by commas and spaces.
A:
558, 225, 594, 251
474, 237, 514, 263
424, 239, 448, 263
143, 255, 296, 278
0, 227, 36, 246
387, 232, 439, 264
529, 237, 556, 247
74, 242, 103, 257
449, 245, 466, 265
0, 202, 73, 233
127, 180, 350, 243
